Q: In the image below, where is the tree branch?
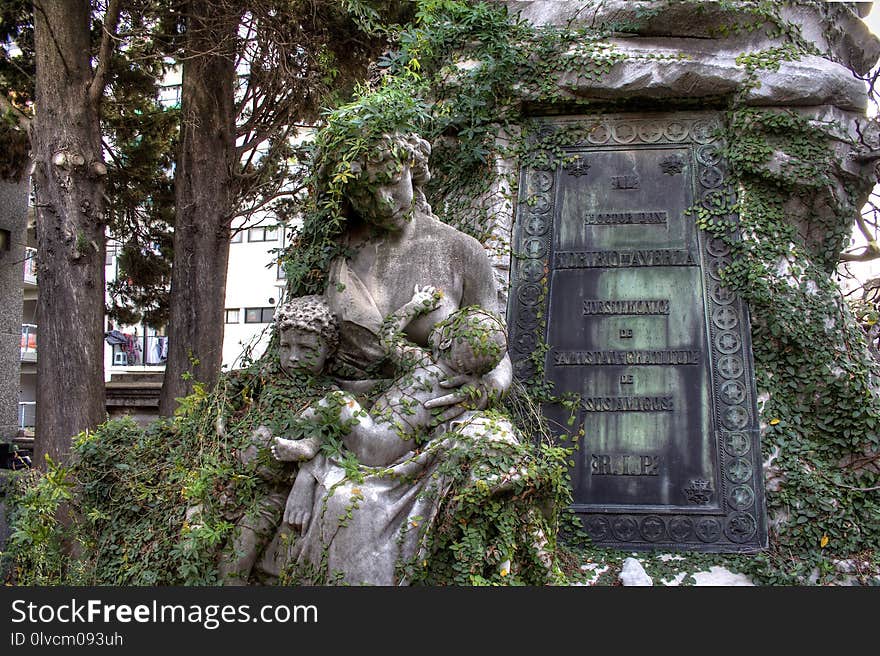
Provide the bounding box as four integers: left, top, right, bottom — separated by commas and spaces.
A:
839, 208, 880, 262
233, 175, 309, 221
0, 94, 31, 132
89, 0, 123, 109
839, 247, 880, 263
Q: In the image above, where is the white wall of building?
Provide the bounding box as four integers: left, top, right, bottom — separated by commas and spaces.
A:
222, 217, 287, 369
102, 217, 289, 380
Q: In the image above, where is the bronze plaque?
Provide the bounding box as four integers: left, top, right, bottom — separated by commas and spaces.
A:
507, 113, 767, 552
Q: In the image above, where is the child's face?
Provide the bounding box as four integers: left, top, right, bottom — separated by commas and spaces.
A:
279, 328, 329, 376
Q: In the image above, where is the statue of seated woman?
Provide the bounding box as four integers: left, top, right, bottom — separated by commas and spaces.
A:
256, 131, 556, 585
322, 132, 512, 410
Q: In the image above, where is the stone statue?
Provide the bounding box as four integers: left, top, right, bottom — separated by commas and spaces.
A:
217, 295, 337, 585
255, 132, 527, 585
272, 284, 509, 534
322, 132, 513, 406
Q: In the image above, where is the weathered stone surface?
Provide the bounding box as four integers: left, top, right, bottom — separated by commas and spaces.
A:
619, 557, 653, 586
727, 103, 875, 268
468, 129, 518, 308
779, 106, 876, 179
661, 572, 688, 586
507, 0, 879, 75
746, 56, 868, 112
661, 564, 755, 585
105, 372, 164, 428
780, 3, 880, 76
509, 0, 782, 37
548, 42, 868, 112
691, 565, 755, 586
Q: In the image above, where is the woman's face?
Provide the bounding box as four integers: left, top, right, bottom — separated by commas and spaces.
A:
351, 160, 414, 231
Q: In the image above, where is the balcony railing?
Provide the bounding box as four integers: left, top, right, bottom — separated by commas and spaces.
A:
18, 401, 35, 430
21, 323, 36, 362
23, 247, 36, 285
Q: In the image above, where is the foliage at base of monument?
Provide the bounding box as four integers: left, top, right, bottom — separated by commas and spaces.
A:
403, 434, 569, 586
2, 352, 574, 586
2, 357, 338, 585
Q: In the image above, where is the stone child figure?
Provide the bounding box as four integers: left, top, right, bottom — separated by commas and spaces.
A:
274, 295, 339, 379
217, 295, 337, 584
272, 285, 508, 533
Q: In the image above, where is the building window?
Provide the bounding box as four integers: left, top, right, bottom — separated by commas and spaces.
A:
245, 307, 274, 324
225, 308, 240, 324
247, 226, 277, 242
105, 245, 117, 265
159, 83, 181, 108
230, 230, 243, 244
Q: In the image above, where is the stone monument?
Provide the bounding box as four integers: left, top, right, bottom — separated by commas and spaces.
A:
477, 1, 879, 551
509, 112, 766, 550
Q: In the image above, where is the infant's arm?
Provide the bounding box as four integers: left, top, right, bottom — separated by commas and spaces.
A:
379, 285, 441, 367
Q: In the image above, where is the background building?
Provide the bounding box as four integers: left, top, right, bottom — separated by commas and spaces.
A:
102, 215, 287, 377
1, 178, 30, 459
99, 214, 290, 424
17, 216, 36, 439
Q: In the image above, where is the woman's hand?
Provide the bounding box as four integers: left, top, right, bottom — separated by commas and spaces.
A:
422, 373, 502, 423
422, 354, 512, 422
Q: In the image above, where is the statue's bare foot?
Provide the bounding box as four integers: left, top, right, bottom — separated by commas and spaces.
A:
271, 436, 319, 462
285, 476, 316, 534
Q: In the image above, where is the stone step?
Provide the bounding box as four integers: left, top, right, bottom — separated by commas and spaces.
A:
108, 371, 165, 383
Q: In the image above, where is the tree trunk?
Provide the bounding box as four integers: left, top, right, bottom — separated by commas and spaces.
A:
159, 1, 237, 415
31, 0, 107, 466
